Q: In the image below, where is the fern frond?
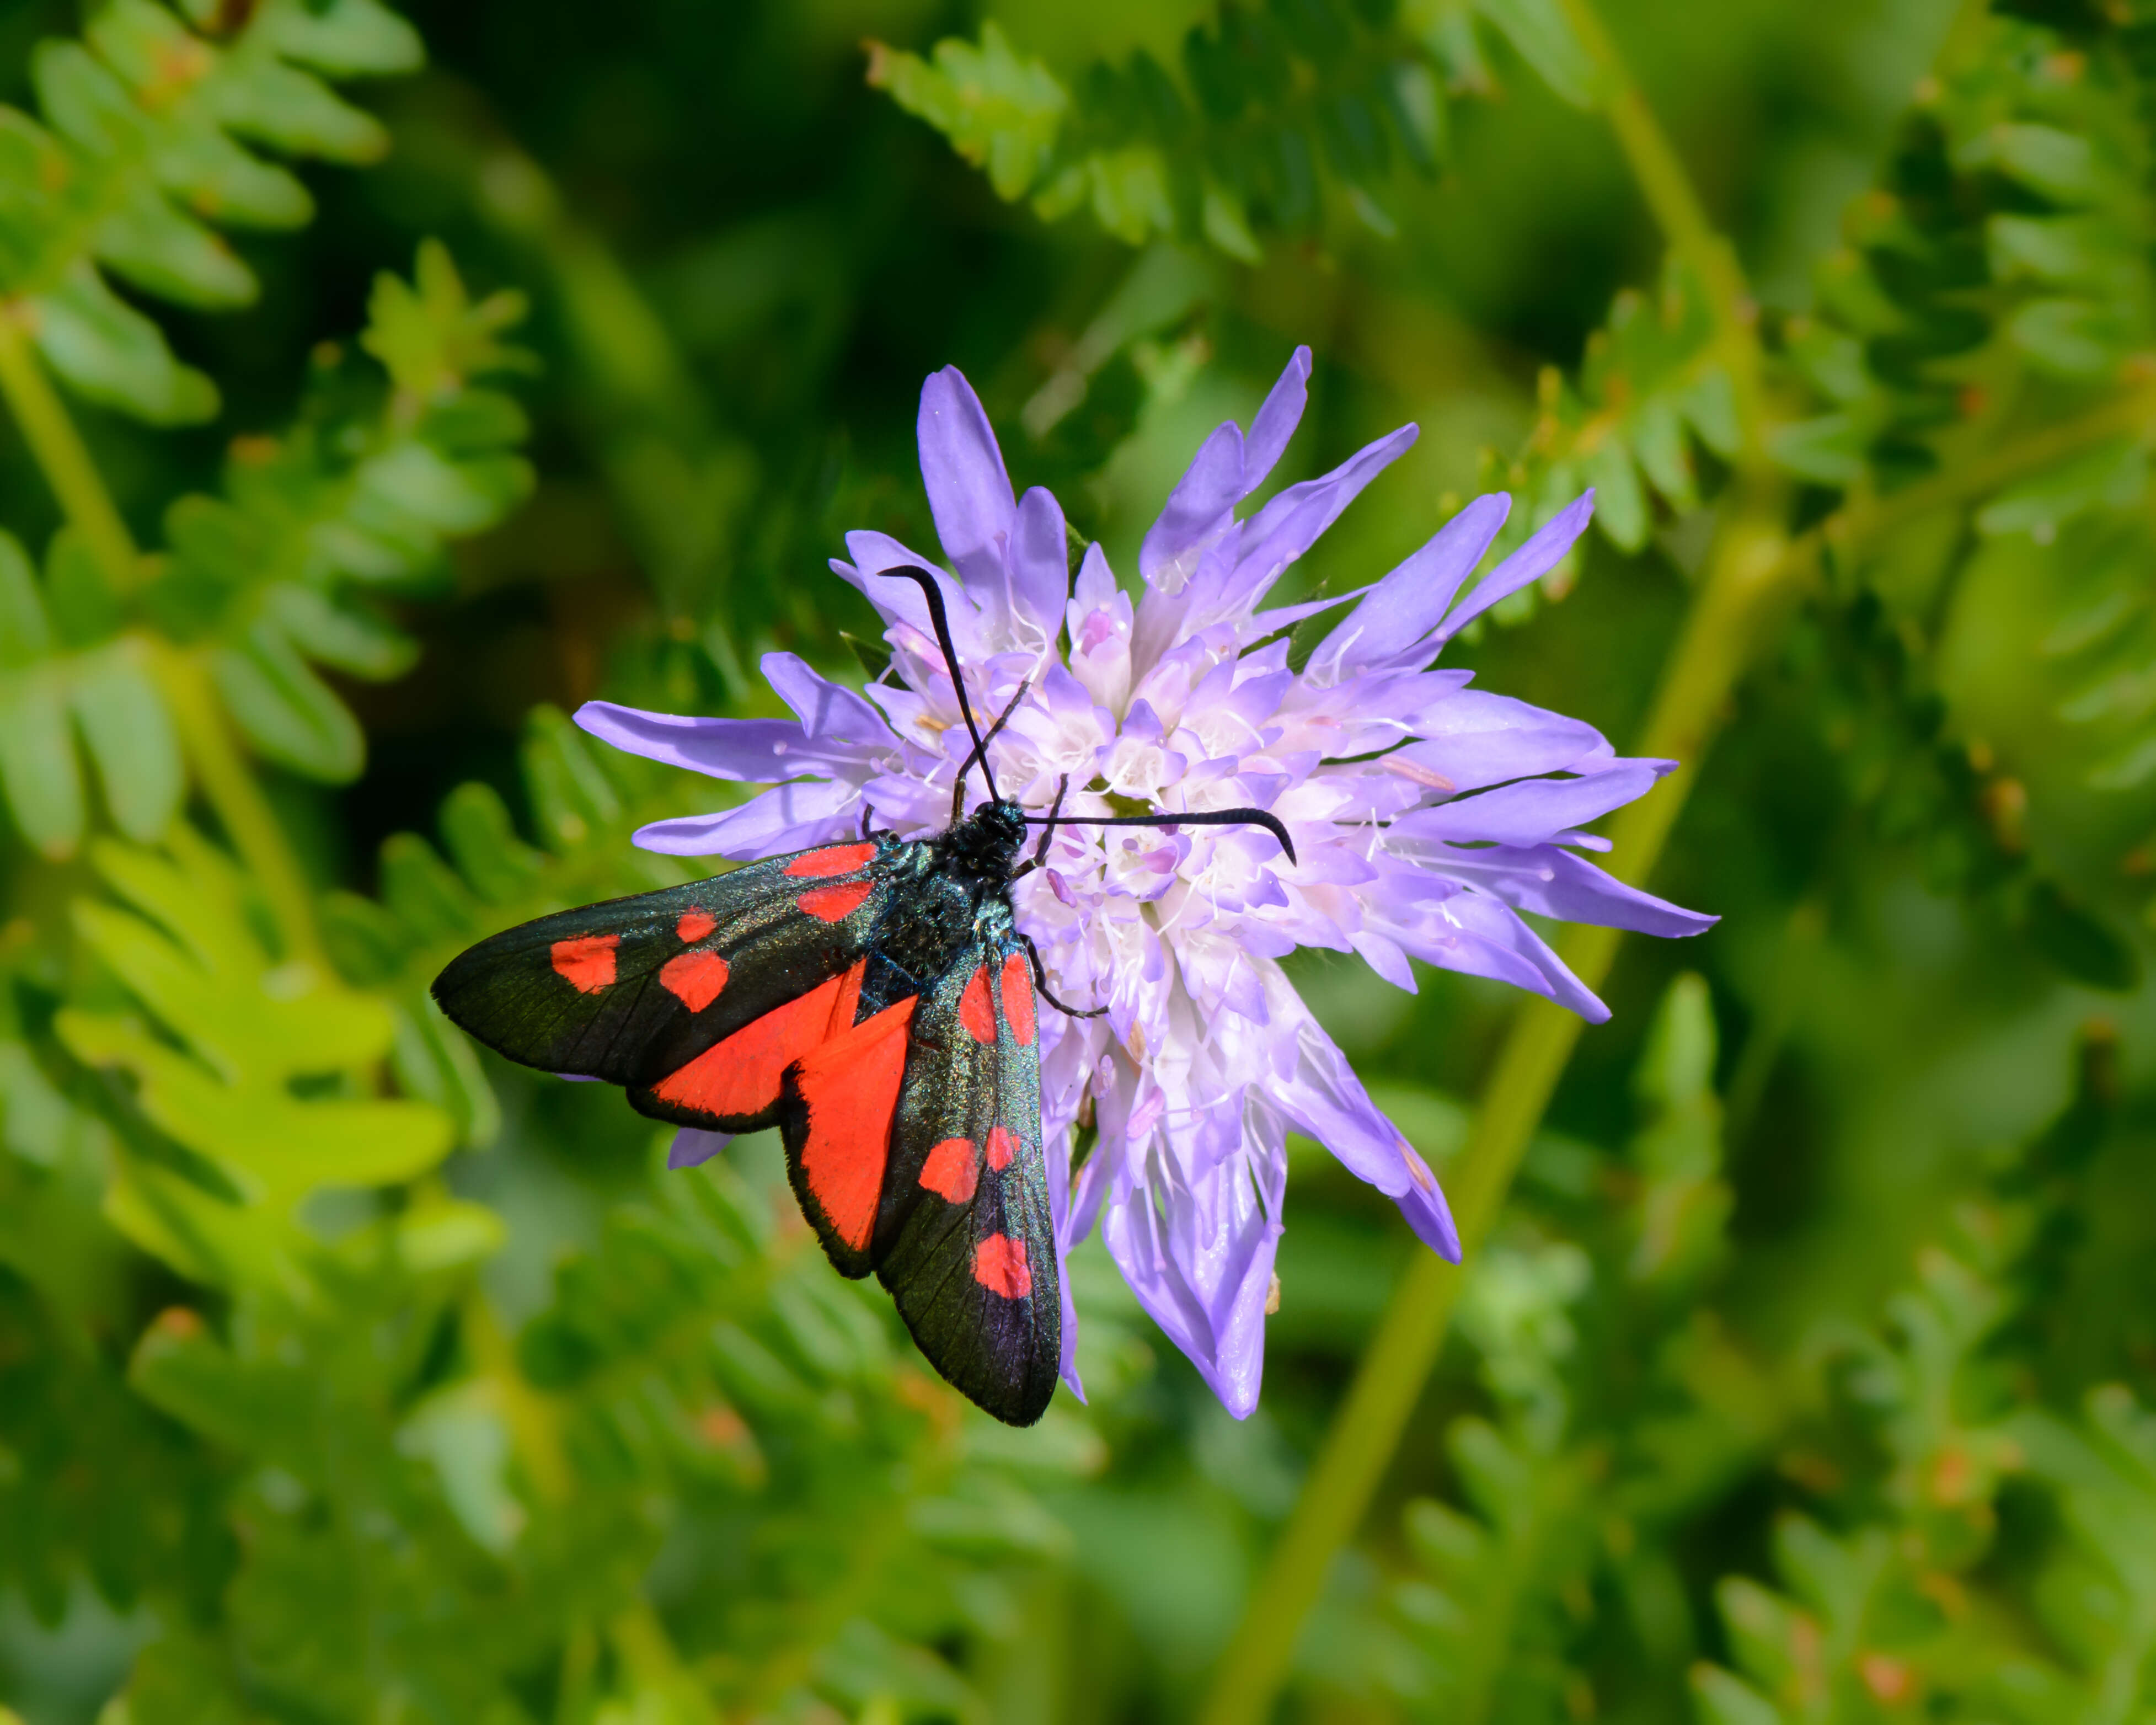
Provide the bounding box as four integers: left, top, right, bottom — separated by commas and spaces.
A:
55, 824, 456, 1291
0, 241, 532, 858
870, 4, 1491, 257
0, 0, 421, 424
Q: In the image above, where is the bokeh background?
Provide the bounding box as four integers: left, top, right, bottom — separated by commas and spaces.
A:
3, 0, 2155, 1721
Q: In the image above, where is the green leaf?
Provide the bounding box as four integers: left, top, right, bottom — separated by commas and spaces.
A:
0, 529, 51, 668
211, 624, 365, 782
1688, 1665, 1783, 1725
58, 828, 456, 1289
1474, 0, 1595, 108
0, 0, 427, 420
360, 238, 534, 405
1766, 413, 1867, 485
2022, 879, 2141, 992
867, 24, 1067, 202
30, 260, 220, 425
0, 661, 84, 859
67, 639, 183, 844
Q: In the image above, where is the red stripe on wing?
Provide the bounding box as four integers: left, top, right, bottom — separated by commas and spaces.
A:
793, 996, 918, 1250
551, 934, 619, 992
785, 843, 877, 879
652, 960, 865, 1119
659, 949, 730, 1011
919, 1137, 978, 1203
973, 1233, 1031, 1299
799, 882, 873, 923
958, 965, 994, 1042
999, 952, 1035, 1045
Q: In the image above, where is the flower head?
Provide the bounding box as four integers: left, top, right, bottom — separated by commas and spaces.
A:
577, 349, 1713, 1417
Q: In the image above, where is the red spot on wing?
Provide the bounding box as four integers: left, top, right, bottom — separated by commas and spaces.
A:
551, 934, 618, 992
676, 909, 717, 943
985, 1124, 1018, 1171
999, 953, 1035, 1045
660, 949, 730, 1012
919, 1137, 978, 1204
973, 1233, 1032, 1299
798, 882, 873, 923
959, 965, 995, 1042
785, 843, 877, 879
794, 997, 918, 1250
653, 960, 866, 1119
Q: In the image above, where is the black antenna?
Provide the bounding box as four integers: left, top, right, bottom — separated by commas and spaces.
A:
878, 566, 999, 805
1025, 807, 1297, 866
951, 679, 1030, 823
874, 565, 1296, 869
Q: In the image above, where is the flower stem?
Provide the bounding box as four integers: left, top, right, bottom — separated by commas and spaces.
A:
1550, 0, 1767, 446
1194, 485, 1789, 1725
0, 303, 142, 590
1196, 377, 2156, 1723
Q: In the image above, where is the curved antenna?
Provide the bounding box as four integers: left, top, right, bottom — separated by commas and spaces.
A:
1024, 807, 1298, 867
952, 679, 1031, 823
877, 565, 1000, 805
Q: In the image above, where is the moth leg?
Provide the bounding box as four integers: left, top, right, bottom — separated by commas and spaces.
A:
1009, 775, 1068, 881
1020, 931, 1106, 1019
953, 679, 1035, 823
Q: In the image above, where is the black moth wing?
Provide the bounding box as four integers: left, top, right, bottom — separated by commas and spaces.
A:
430, 838, 889, 1094
871, 936, 1060, 1427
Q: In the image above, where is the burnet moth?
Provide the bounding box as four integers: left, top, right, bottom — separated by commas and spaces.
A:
432, 569, 1292, 1425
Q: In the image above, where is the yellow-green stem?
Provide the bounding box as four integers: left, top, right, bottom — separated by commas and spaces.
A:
152, 645, 327, 969
0, 304, 143, 590
1197, 374, 2156, 1722
1195, 489, 1790, 1725
1550, 0, 1767, 444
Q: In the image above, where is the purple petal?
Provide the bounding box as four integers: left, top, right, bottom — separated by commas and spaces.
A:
1417, 844, 1716, 937
1311, 494, 1511, 680
835, 531, 984, 656
632, 778, 858, 859
1397, 893, 1608, 1022
918, 367, 1017, 592
1011, 487, 1071, 646
1384, 692, 1607, 793
1220, 424, 1419, 616
760, 653, 895, 746
1101, 1142, 1283, 1418
1242, 345, 1313, 491
1141, 421, 1248, 589
1396, 763, 1661, 848
1257, 987, 1460, 1261
575, 701, 809, 781
1138, 346, 1313, 591
1044, 1115, 1087, 1403
667, 1129, 731, 1169
1436, 490, 1593, 639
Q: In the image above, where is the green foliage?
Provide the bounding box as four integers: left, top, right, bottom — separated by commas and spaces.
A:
1387, 975, 1765, 1722
870, 1, 1542, 255
59, 824, 460, 1291
1789, 586, 2142, 990
1689, 1029, 2156, 1724
0, 0, 421, 423
6, 0, 2156, 1720
0, 237, 531, 861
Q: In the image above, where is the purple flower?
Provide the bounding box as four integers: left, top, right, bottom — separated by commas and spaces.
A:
575, 350, 1713, 1417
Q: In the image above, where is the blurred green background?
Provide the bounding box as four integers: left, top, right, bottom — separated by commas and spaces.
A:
3, 0, 2155, 1721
